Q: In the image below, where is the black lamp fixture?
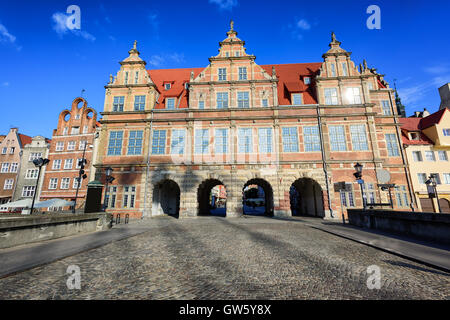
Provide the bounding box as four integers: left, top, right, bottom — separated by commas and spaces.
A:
426, 174, 441, 213
30, 157, 50, 214
353, 162, 366, 209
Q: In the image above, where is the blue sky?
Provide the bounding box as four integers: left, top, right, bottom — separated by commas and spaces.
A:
0, 0, 449, 138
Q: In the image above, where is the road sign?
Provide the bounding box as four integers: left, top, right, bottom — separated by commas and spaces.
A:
357, 179, 364, 184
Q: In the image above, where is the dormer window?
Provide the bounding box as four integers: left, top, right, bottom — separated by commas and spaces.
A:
292, 94, 302, 105
165, 83, 171, 90
225, 52, 229, 57
124, 72, 129, 85
135, 71, 139, 84
304, 77, 311, 85
330, 63, 336, 77
218, 68, 227, 81
235, 51, 240, 57
342, 62, 348, 76
409, 132, 420, 140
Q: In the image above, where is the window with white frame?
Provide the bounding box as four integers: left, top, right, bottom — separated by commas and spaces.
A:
56, 141, 64, 151
394, 186, 409, 208
3, 179, 13, 190
342, 62, 348, 76
425, 151, 435, 161
412, 151, 423, 162
367, 82, 374, 90
165, 83, 171, 90
29, 152, 42, 161
107, 131, 123, 156
330, 63, 336, 77
282, 127, 299, 152
238, 67, 247, 80
438, 151, 448, 161
1, 163, 10, 173
9, 147, 15, 154
76, 158, 83, 169
10, 163, 18, 173
105, 186, 117, 208
350, 125, 368, 151
214, 129, 228, 154
63, 127, 69, 135
235, 51, 240, 57
218, 68, 227, 81
258, 128, 273, 153
385, 134, 400, 156
431, 173, 442, 184
123, 186, 136, 208
64, 159, 73, 169
237, 92, 249, 108
134, 95, 146, 111
443, 173, 450, 184
151, 130, 166, 155
166, 98, 175, 109
238, 128, 252, 153
304, 77, 311, 84
71, 127, 80, 135
1, 147, 7, 154
216, 92, 228, 109
329, 126, 347, 151
195, 129, 209, 154
382, 100, 391, 115
83, 125, 89, 134
417, 173, 427, 184
61, 178, 70, 189
262, 99, 268, 107
124, 71, 129, 85
346, 87, 362, 104
443, 129, 450, 136
127, 131, 143, 155
25, 169, 38, 179
52, 159, 62, 170
22, 186, 35, 197
67, 141, 76, 151
135, 71, 139, 84
49, 178, 58, 190
79, 140, 87, 150
340, 183, 355, 207
171, 129, 186, 155
113, 96, 125, 112
363, 183, 376, 204
324, 88, 338, 105
73, 177, 81, 189
303, 126, 321, 152
292, 94, 302, 105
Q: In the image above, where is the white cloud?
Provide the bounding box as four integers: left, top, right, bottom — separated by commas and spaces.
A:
1, 82, 9, 87
148, 55, 165, 67
424, 65, 450, 75
51, 12, 96, 41
209, 0, 238, 11
148, 12, 160, 40
297, 19, 311, 30
397, 75, 450, 106
288, 18, 312, 40
0, 23, 21, 50
168, 53, 185, 64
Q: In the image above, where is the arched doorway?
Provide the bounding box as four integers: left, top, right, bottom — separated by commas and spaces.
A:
152, 180, 180, 217
290, 178, 324, 217
242, 179, 274, 216
197, 179, 227, 216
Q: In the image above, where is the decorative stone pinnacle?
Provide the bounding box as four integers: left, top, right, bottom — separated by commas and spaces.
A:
133, 40, 137, 50
230, 19, 234, 31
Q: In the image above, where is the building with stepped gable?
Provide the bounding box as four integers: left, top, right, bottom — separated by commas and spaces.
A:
95, 23, 413, 219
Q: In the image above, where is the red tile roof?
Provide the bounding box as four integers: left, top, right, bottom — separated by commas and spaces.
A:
18, 133, 32, 147
261, 63, 322, 105
399, 118, 433, 145
419, 107, 449, 129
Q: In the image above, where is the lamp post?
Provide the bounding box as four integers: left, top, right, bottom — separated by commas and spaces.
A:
102, 167, 114, 212
426, 174, 441, 213
72, 142, 92, 213
353, 162, 366, 209
30, 157, 50, 214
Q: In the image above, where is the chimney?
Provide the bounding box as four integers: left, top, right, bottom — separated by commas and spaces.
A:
422, 108, 430, 117
439, 83, 450, 110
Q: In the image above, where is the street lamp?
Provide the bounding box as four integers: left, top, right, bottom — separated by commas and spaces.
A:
426, 174, 441, 213
30, 157, 50, 214
353, 163, 366, 209
72, 142, 92, 213
102, 167, 115, 212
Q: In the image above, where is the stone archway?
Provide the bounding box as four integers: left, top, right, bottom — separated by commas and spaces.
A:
152, 179, 180, 217
242, 178, 274, 216
197, 179, 227, 216
290, 178, 324, 218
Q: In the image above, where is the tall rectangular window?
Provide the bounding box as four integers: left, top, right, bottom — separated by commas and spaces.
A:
49, 178, 58, 189
443, 173, 450, 184
105, 186, 117, 208
425, 151, 436, 161
123, 186, 136, 208
198, 101, 205, 109
304, 126, 321, 152
55, 141, 64, 151
237, 92, 249, 108
124, 72, 129, 85
152, 130, 166, 155
363, 183, 376, 204
431, 173, 441, 184
61, 178, 70, 189
10, 163, 18, 173
67, 141, 76, 151
73, 177, 81, 189
214, 129, 228, 154
382, 100, 391, 115
238, 67, 247, 80
64, 159, 73, 169
79, 140, 87, 150
1, 147, 6, 154
3, 179, 13, 190
324, 88, 338, 105
438, 151, 448, 161
216, 92, 228, 109
1, 163, 10, 173
282, 127, 299, 152
412, 151, 423, 162
134, 95, 146, 111
346, 87, 362, 104
385, 134, 400, 156
417, 173, 427, 184
218, 68, 227, 81
195, 129, 209, 154
107, 131, 123, 156
262, 99, 268, 107
171, 130, 186, 155
52, 159, 62, 170
350, 125, 368, 151
166, 98, 175, 109
22, 186, 35, 198
113, 96, 125, 112
340, 184, 355, 207
395, 186, 409, 207
258, 128, 273, 153
342, 62, 348, 76
127, 131, 143, 155
135, 71, 139, 84
238, 128, 252, 153
292, 94, 302, 105
329, 126, 347, 151
330, 63, 336, 77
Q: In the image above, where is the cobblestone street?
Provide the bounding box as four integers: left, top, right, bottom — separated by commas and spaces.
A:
0, 216, 448, 300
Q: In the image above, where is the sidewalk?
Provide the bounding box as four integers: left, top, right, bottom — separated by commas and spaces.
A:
0, 222, 155, 278
297, 217, 450, 272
